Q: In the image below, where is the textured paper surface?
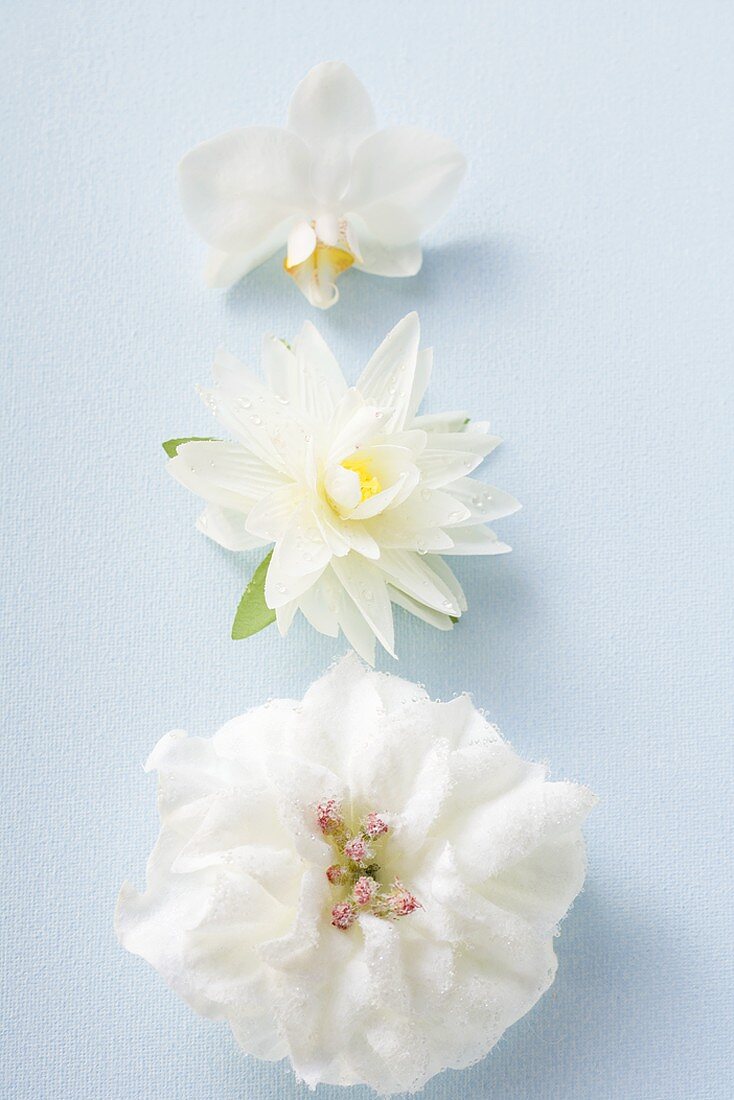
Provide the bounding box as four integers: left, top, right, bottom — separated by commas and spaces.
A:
2, 2, 732, 1098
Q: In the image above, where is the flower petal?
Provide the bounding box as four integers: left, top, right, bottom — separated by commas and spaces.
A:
443, 478, 522, 524
331, 555, 396, 658
404, 349, 432, 423
353, 232, 423, 277
425, 554, 468, 612
345, 127, 466, 246
177, 440, 289, 500
287, 62, 375, 152
196, 506, 271, 552
167, 453, 255, 512
246, 483, 304, 541
178, 127, 310, 252
287, 62, 375, 204
276, 506, 333, 577
203, 231, 286, 288
355, 312, 421, 432
293, 321, 348, 423
442, 526, 512, 555
417, 448, 485, 488
387, 585, 454, 631
334, 588, 377, 665
296, 573, 340, 637
264, 542, 327, 608
376, 549, 461, 615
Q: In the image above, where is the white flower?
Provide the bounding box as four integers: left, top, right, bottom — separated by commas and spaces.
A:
178, 61, 465, 307
167, 312, 520, 663
116, 656, 595, 1095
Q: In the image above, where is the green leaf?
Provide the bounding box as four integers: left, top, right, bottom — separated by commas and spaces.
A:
450, 615, 460, 624
231, 551, 276, 640
162, 437, 218, 458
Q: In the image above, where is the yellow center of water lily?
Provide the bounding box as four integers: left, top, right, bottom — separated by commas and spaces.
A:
341, 456, 382, 501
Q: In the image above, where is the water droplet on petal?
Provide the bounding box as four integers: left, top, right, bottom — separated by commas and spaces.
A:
250, 414, 262, 425
276, 583, 287, 594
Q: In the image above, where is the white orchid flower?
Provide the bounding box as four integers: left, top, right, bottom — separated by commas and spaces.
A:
166, 313, 519, 664
178, 62, 466, 308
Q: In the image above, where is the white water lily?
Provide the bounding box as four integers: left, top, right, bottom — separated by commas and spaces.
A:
167, 312, 519, 663
116, 656, 596, 1095
178, 61, 465, 307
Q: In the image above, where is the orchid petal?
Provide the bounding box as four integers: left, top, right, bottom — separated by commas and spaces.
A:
345, 127, 466, 246
178, 127, 309, 253
287, 62, 375, 205
203, 231, 286, 288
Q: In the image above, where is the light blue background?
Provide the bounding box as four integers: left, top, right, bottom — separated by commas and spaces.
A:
2, 2, 732, 1097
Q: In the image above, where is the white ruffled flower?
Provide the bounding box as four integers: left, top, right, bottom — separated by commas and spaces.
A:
167, 312, 519, 663
178, 61, 465, 307
116, 656, 595, 1095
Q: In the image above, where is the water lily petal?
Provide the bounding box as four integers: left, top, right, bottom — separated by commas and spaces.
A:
246, 484, 305, 542
387, 585, 454, 631
424, 554, 468, 612
442, 527, 512, 555
296, 573, 340, 637
443, 478, 522, 524
196, 506, 271, 552
345, 127, 466, 246
355, 312, 421, 432
376, 549, 461, 616
277, 506, 333, 577
177, 441, 288, 500
334, 588, 377, 665
293, 321, 348, 422
167, 453, 255, 512
331, 555, 396, 659
417, 448, 485, 487
264, 542, 327, 609
178, 127, 310, 253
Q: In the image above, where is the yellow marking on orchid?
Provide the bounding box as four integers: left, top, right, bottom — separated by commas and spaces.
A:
284, 241, 355, 307
342, 456, 382, 501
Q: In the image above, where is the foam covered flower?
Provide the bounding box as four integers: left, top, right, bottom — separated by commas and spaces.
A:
117, 657, 594, 1094
165, 313, 519, 663
178, 61, 465, 307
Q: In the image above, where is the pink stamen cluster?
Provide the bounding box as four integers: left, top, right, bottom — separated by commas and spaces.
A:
353, 875, 379, 905
316, 798, 343, 835
364, 812, 389, 837
316, 799, 421, 930
387, 881, 422, 917
330, 902, 356, 930
344, 836, 372, 864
